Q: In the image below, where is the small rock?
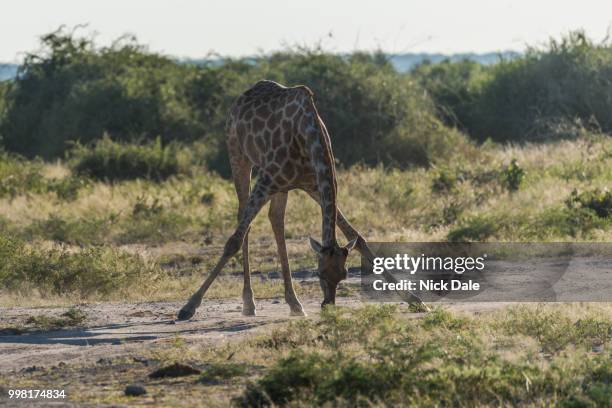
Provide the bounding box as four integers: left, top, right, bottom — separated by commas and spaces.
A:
124, 384, 147, 397
271, 299, 280, 304
133, 356, 150, 366
267, 271, 280, 279
0, 328, 25, 335
149, 362, 201, 378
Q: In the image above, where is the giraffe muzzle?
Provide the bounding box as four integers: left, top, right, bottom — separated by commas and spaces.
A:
319, 279, 337, 307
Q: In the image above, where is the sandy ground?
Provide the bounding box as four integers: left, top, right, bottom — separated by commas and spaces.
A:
0, 298, 324, 373
0, 296, 513, 375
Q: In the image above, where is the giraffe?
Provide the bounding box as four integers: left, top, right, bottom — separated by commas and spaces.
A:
177, 80, 423, 320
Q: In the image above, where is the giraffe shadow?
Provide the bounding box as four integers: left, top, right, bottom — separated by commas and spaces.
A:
0, 319, 270, 347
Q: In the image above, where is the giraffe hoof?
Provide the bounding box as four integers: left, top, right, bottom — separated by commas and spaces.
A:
242, 308, 257, 316
177, 308, 195, 321
290, 309, 307, 317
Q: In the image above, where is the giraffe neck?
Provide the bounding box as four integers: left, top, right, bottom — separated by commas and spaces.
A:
305, 111, 337, 248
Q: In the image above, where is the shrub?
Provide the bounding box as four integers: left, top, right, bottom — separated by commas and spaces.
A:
477, 31, 612, 142
501, 159, 525, 191
69, 136, 189, 181
0, 28, 205, 159
413, 59, 490, 131
116, 196, 196, 244
25, 308, 87, 331
0, 150, 47, 198
0, 28, 465, 172
258, 50, 467, 168
0, 233, 160, 297
241, 306, 612, 407
24, 214, 111, 245
447, 215, 498, 242
431, 167, 457, 193
199, 363, 248, 384
500, 305, 611, 353
565, 188, 612, 218
417, 31, 612, 142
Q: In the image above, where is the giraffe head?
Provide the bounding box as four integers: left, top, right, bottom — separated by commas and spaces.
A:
309, 237, 358, 307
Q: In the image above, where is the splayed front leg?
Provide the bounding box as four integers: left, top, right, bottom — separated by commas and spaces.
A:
177, 180, 271, 321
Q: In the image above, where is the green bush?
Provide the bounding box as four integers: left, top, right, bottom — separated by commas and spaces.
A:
241, 306, 612, 407
0, 149, 90, 199
501, 159, 525, 191
417, 31, 612, 142
0, 29, 466, 172
0, 233, 160, 297
116, 195, 195, 244
413, 59, 490, 131
69, 136, 189, 181
500, 305, 612, 353
566, 188, 612, 218
447, 215, 499, 242
257, 50, 467, 168
0, 29, 210, 159
24, 214, 111, 245
0, 150, 47, 198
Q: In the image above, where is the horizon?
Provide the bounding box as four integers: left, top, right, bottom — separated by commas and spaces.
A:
1, 1, 611, 63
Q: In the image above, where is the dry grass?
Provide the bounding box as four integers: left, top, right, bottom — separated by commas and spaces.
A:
3, 303, 607, 407
0, 135, 610, 305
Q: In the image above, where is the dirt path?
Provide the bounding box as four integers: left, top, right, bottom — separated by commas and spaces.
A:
0, 297, 512, 374
0, 298, 354, 373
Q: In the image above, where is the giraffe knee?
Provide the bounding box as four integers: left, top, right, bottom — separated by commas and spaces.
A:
223, 234, 243, 257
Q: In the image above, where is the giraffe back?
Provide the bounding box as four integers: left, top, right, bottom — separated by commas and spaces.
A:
227, 80, 324, 191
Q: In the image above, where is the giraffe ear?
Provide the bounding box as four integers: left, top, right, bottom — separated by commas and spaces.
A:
344, 238, 358, 253
309, 237, 323, 254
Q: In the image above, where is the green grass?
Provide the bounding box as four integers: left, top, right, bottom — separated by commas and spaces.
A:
25, 308, 88, 331
69, 136, 192, 182
234, 304, 612, 407
0, 233, 161, 297
0, 135, 610, 303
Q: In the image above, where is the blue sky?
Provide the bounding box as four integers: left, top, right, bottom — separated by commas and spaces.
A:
1, 0, 611, 61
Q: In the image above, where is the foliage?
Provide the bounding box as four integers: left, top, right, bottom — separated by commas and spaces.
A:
0, 28, 466, 173
0, 150, 47, 198
447, 215, 499, 242
0, 233, 160, 297
69, 136, 190, 181
413, 59, 490, 131
199, 363, 248, 384
416, 31, 612, 142
240, 305, 612, 407
566, 188, 612, 218
257, 50, 468, 168
0, 28, 206, 159
501, 158, 525, 191
25, 308, 87, 331
499, 305, 612, 354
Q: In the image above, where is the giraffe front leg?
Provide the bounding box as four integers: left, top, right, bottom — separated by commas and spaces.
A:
178, 181, 271, 320
269, 192, 306, 317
